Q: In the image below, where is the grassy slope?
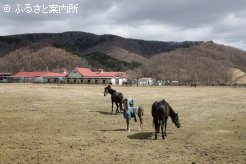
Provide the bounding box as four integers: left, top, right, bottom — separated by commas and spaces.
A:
231, 68, 246, 83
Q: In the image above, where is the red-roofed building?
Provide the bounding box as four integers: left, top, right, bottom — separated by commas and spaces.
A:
12, 72, 66, 83
66, 68, 128, 85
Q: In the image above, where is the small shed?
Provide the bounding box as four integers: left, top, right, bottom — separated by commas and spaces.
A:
138, 77, 153, 86
0, 73, 13, 83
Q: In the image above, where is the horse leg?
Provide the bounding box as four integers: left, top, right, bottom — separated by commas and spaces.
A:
111, 100, 114, 113
161, 120, 165, 139
138, 115, 143, 131
126, 119, 130, 131
155, 129, 158, 140
115, 102, 119, 113
134, 115, 137, 122
119, 102, 123, 111
154, 119, 158, 139
164, 118, 168, 137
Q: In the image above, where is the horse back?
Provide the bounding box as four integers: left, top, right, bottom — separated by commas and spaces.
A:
158, 104, 169, 120
111, 92, 123, 102
152, 101, 169, 120
117, 92, 123, 101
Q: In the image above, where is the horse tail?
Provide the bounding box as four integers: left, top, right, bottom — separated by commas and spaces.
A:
151, 103, 156, 129
158, 104, 165, 126
151, 101, 158, 117
152, 101, 160, 130
117, 92, 123, 110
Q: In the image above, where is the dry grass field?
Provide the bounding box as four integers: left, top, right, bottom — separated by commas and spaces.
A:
0, 84, 245, 163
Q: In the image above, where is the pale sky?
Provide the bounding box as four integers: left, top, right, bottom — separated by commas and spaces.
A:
1, 0, 246, 50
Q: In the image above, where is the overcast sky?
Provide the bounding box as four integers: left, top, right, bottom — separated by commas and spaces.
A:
1, 0, 246, 50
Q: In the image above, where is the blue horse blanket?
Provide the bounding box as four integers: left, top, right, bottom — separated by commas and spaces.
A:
123, 97, 138, 120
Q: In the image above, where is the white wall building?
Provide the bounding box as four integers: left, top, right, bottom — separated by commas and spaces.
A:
138, 77, 154, 86
66, 68, 128, 85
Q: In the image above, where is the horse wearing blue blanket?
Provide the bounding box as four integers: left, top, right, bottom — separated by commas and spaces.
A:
122, 98, 144, 131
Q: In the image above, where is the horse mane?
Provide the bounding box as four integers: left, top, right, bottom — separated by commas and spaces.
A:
107, 87, 123, 101
168, 105, 177, 122
108, 88, 116, 94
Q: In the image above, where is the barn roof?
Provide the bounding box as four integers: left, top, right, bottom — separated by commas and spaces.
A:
74, 67, 125, 77
13, 72, 66, 78
42, 72, 66, 77
13, 72, 47, 77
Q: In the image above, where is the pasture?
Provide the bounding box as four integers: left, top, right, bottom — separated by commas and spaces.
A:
0, 84, 245, 163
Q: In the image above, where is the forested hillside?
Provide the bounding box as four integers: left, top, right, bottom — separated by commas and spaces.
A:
0, 32, 245, 84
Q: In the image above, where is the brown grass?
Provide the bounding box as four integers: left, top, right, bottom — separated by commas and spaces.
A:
0, 84, 245, 163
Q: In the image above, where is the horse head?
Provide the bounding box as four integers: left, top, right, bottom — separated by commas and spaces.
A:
104, 87, 109, 96
172, 113, 181, 128
104, 85, 117, 96
122, 99, 128, 112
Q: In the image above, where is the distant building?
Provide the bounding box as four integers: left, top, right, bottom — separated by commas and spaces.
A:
0, 73, 13, 83
11, 72, 66, 83
138, 77, 153, 86
66, 68, 128, 85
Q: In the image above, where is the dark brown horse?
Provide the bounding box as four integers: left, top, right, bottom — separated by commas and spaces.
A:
122, 98, 144, 131
104, 86, 123, 113
190, 83, 197, 87
151, 99, 181, 140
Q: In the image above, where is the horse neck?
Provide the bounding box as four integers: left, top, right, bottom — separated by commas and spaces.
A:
168, 105, 176, 119
108, 88, 116, 95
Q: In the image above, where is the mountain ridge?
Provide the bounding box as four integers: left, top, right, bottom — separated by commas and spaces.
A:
0, 31, 245, 84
